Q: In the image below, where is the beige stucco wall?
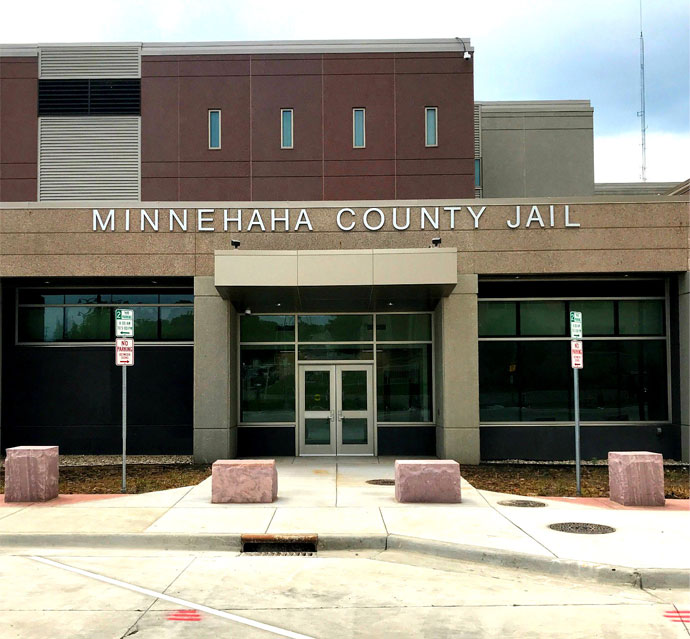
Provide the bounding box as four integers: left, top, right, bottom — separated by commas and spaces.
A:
478, 102, 594, 198
0, 199, 687, 277
434, 275, 480, 464
193, 275, 236, 463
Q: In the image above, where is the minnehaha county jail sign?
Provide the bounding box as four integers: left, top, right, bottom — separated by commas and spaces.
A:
92, 204, 581, 233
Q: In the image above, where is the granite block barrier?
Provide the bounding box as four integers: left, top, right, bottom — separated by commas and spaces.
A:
608, 451, 665, 507
4, 446, 59, 502
395, 460, 461, 503
212, 459, 278, 503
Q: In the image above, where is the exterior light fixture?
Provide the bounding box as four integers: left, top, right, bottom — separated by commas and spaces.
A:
231, 239, 241, 249
431, 237, 441, 247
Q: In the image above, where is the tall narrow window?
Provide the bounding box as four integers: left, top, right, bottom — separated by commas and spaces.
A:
208, 110, 221, 149
353, 108, 366, 148
281, 109, 293, 149
425, 107, 438, 147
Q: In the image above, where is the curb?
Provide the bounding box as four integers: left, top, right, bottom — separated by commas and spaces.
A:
1, 532, 687, 589
386, 535, 690, 590
0, 533, 242, 552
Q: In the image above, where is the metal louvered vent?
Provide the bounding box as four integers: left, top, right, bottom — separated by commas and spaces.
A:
38, 79, 140, 116
39, 116, 140, 201
474, 104, 481, 158
39, 46, 140, 79
474, 104, 482, 197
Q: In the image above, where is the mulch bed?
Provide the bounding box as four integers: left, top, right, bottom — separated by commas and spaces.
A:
459, 464, 689, 499
0, 462, 687, 498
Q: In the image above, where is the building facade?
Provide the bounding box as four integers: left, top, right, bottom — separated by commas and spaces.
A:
0, 40, 688, 463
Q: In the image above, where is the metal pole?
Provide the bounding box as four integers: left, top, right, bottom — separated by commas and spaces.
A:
574, 367, 581, 496
122, 365, 127, 494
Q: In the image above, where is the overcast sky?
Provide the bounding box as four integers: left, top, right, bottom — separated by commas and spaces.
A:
2, 0, 688, 182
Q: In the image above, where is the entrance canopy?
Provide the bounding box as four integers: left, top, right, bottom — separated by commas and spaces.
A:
214, 248, 458, 312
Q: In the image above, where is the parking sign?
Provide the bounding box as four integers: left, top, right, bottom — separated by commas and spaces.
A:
115, 308, 134, 338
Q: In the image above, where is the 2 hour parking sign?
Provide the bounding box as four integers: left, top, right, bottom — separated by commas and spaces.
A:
115, 308, 134, 338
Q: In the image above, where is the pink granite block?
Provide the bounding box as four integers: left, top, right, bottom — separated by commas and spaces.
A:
212, 459, 278, 504
608, 451, 665, 507
395, 460, 461, 503
4, 446, 59, 502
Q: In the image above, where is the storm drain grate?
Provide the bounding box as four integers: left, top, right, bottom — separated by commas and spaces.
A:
241, 534, 317, 555
548, 522, 616, 534
366, 479, 395, 486
497, 499, 547, 508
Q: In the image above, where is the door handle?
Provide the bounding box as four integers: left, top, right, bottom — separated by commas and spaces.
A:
329, 411, 334, 421
337, 410, 343, 421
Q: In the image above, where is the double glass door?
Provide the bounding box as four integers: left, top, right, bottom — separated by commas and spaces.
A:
298, 364, 374, 455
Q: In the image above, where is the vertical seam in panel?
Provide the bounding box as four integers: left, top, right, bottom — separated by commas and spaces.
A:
249, 55, 253, 201
177, 60, 181, 201
521, 116, 526, 197
321, 54, 325, 201
393, 53, 397, 199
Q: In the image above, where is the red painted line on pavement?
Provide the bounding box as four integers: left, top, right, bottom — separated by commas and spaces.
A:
167, 609, 203, 621
664, 610, 690, 622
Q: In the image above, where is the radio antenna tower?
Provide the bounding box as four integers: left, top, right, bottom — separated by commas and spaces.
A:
637, 0, 647, 181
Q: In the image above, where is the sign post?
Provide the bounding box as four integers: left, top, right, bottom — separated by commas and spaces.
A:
115, 309, 134, 494
570, 311, 583, 496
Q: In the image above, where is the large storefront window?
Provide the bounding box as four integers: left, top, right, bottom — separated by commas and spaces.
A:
17, 289, 193, 343
376, 344, 432, 422
478, 288, 668, 422
240, 345, 296, 422
239, 312, 433, 424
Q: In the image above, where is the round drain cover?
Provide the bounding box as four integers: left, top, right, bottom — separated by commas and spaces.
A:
548, 522, 616, 534
497, 499, 547, 508
366, 479, 395, 486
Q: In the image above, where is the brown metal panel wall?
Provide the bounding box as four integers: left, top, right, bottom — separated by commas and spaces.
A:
323, 53, 396, 200
395, 54, 475, 199
0, 57, 38, 201
140, 50, 474, 202
141, 55, 252, 201
251, 55, 323, 200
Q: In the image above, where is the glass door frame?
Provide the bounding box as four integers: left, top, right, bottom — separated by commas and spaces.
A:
335, 363, 375, 455
298, 364, 337, 455
298, 362, 375, 456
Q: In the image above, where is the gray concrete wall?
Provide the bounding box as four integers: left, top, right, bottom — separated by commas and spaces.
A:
680, 273, 689, 462
434, 275, 480, 464
193, 276, 235, 463
478, 101, 594, 198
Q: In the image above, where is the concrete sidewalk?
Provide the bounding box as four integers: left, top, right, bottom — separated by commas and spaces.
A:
1, 457, 688, 588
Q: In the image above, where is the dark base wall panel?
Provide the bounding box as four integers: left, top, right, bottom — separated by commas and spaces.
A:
480, 425, 682, 461
2, 340, 193, 455
237, 427, 296, 456
4, 425, 190, 455
377, 426, 436, 456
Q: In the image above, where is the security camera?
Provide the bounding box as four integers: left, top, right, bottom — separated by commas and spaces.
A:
463, 51, 471, 60
431, 237, 442, 247
231, 239, 241, 249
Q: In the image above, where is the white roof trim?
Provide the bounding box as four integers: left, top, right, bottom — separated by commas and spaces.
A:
2, 39, 472, 57
0, 45, 38, 56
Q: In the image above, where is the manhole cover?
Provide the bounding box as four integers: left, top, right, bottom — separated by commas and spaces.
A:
497, 499, 547, 508
548, 522, 616, 534
366, 479, 395, 486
